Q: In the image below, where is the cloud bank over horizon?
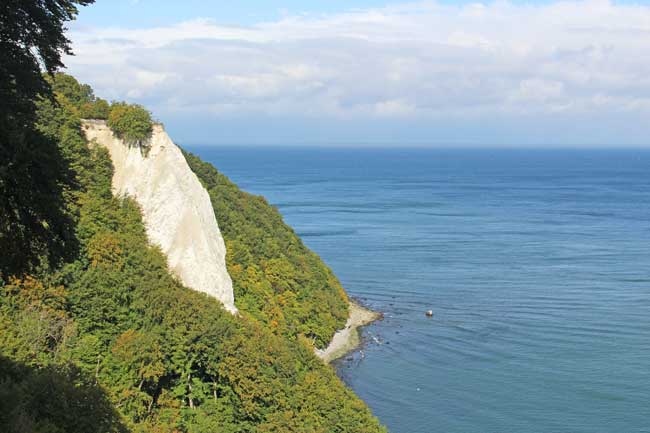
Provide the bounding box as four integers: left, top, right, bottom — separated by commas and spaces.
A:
66, 0, 650, 146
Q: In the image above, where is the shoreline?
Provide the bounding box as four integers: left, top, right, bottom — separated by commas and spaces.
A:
315, 300, 381, 363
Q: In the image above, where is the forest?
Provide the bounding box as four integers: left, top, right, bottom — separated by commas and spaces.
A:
183, 152, 350, 349
0, 1, 385, 432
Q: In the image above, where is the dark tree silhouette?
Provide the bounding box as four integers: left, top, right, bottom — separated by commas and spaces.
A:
0, 0, 94, 277
0, 356, 128, 433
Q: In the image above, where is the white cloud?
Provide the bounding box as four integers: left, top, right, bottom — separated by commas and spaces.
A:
66, 0, 650, 138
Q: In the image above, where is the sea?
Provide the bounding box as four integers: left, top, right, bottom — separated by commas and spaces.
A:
191, 147, 650, 433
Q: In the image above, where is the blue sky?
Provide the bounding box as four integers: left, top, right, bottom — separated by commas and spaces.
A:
77, 0, 560, 27
77, 0, 646, 27
67, 1, 650, 147
77, 1, 411, 27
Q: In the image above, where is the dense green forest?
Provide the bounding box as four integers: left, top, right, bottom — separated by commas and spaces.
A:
0, 2, 385, 432
184, 152, 349, 348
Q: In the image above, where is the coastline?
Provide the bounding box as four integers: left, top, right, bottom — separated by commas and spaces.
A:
315, 300, 381, 363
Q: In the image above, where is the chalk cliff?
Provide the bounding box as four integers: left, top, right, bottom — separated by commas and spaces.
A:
82, 120, 237, 313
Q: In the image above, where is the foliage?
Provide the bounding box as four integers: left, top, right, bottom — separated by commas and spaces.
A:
1, 2, 383, 432
0, 73, 386, 433
0, 0, 95, 119
0, 0, 94, 278
49, 73, 111, 119
183, 152, 350, 348
0, 116, 79, 277
108, 103, 153, 147
0, 356, 128, 433
0, 276, 126, 433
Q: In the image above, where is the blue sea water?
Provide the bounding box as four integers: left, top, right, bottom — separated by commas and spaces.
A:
191, 147, 650, 433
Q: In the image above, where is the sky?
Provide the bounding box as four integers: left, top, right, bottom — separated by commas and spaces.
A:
65, 0, 650, 147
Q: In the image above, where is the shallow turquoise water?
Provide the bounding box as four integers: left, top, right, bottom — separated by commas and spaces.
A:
192, 147, 650, 433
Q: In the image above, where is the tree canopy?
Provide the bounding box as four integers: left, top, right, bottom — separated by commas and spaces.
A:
0, 0, 95, 119
108, 103, 153, 147
184, 152, 350, 348
50, 73, 110, 119
0, 1, 385, 431
0, 0, 95, 278
0, 76, 387, 432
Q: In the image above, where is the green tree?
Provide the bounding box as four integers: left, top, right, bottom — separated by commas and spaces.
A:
108, 103, 153, 147
0, 356, 128, 433
0, 75, 388, 432
0, 0, 94, 278
183, 151, 350, 348
48, 73, 111, 119
83, 98, 110, 119
0, 0, 95, 121
0, 1, 385, 432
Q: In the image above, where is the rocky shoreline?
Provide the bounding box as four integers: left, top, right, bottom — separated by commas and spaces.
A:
315, 300, 381, 363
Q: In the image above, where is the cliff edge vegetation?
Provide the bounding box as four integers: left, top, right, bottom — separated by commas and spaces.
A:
184, 152, 350, 349
107, 103, 153, 147
0, 2, 386, 432
1, 70, 386, 433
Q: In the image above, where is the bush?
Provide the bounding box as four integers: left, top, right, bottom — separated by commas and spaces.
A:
107, 103, 153, 147
81, 98, 110, 119
48, 73, 110, 120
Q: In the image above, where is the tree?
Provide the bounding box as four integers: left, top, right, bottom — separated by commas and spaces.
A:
0, 0, 95, 121
0, 0, 95, 278
0, 1, 387, 431
48, 72, 111, 119
183, 150, 350, 348
0, 356, 128, 433
83, 98, 110, 119
108, 103, 153, 147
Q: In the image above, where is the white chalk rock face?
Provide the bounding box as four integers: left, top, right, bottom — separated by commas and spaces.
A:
82, 120, 237, 314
